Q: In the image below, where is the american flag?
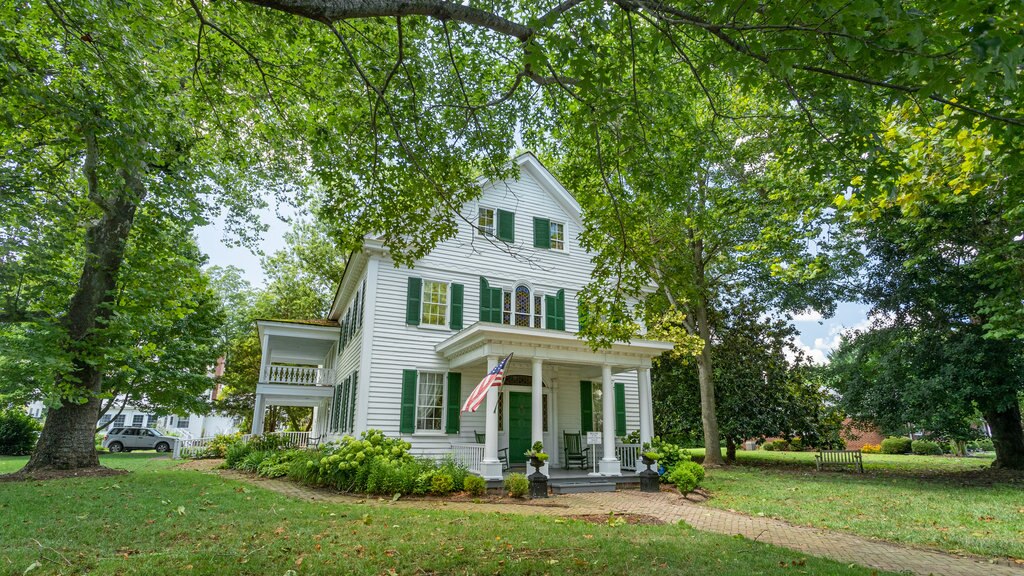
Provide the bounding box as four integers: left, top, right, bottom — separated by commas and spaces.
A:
461, 353, 513, 413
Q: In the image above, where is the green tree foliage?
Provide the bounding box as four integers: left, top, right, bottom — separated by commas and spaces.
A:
829, 103, 1024, 469
0, 409, 42, 456
4, 0, 1022, 474
213, 218, 344, 433
830, 327, 1021, 459
0, 0, 300, 472
653, 298, 844, 461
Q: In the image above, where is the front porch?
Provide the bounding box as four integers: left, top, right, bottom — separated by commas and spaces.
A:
252, 319, 339, 436
436, 323, 673, 481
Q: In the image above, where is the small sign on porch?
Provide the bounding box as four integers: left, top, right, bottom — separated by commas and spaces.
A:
586, 431, 602, 445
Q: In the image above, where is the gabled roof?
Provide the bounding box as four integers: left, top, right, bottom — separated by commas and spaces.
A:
327, 151, 581, 319
511, 152, 582, 225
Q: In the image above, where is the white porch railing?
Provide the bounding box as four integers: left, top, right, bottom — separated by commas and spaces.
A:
262, 365, 334, 386
616, 443, 642, 471
271, 431, 312, 449
450, 442, 485, 474
172, 431, 317, 459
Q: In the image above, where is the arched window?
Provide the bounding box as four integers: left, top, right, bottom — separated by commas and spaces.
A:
515, 285, 531, 326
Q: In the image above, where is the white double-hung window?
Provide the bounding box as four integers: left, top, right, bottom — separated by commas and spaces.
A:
549, 221, 565, 250
478, 207, 495, 236
421, 280, 449, 326
416, 371, 445, 432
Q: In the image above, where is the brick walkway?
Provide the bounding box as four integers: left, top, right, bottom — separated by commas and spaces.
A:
216, 470, 1023, 576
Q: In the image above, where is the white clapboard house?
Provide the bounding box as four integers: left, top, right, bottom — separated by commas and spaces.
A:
253, 153, 672, 480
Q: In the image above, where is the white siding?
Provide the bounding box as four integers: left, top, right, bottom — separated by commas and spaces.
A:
335, 160, 645, 459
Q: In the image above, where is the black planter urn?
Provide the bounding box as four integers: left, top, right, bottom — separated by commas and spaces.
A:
639, 456, 660, 493
528, 456, 548, 498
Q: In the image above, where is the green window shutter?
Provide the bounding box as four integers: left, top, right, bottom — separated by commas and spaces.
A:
545, 294, 556, 329
446, 372, 462, 434
490, 287, 503, 323
614, 382, 626, 436
340, 376, 349, 432
400, 369, 417, 434
349, 371, 358, 432
533, 217, 550, 249
331, 385, 342, 433
556, 289, 566, 330
580, 381, 593, 433
450, 283, 464, 330
405, 277, 422, 325
496, 209, 515, 242
479, 277, 489, 322
480, 277, 502, 323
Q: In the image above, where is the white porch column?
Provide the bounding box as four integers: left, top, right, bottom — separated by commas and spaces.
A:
599, 363, 621, 475
479, 355, 503, 480
531, 358, 548, 476
258, 334, 271, 383
251, 393, 266, 435
638, 367, 653, 448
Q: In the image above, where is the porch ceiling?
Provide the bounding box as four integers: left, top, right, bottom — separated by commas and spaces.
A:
257, 320, 338, 364
435, 322, 674, 371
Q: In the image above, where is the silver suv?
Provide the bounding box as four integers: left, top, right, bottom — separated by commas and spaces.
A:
102, 427, 177, 453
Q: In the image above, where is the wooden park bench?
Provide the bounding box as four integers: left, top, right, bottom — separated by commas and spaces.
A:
815, 449, 864, 473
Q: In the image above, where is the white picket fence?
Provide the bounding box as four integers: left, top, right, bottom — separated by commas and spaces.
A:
450, 443, 485, 474
172, 431, 315, 459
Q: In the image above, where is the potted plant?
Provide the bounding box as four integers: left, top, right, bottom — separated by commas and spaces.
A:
524, 441, 549, 498
642, 450, 662, 467
524, 441, 549, 471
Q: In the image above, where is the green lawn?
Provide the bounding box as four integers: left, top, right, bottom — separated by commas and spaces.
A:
0, 455, 894, 575
688, 449, 1023, 559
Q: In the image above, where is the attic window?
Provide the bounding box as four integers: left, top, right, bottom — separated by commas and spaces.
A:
549, 221, 565, 250
478, 207, 495, 236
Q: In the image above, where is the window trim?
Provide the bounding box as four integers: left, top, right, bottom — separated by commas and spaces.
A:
499, 282, 545, 328
476, 205, 496, 237
414, 370, 447, 433
419, 279, 451, 328
548, 219, 568, 252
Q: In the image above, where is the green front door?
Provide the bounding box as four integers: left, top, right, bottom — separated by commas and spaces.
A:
508, 392, 531, 464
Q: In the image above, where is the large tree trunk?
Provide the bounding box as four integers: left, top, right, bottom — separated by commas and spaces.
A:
985, 403, 1024, 470
694, 300, 724, 467
725, 436, 737, 462
21, 158, 144, 473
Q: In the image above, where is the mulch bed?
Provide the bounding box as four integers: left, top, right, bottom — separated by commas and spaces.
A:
176, 458, 224, 472
567, 513, 665, 525
0, 466, 128, 482
406, 492, 570, 508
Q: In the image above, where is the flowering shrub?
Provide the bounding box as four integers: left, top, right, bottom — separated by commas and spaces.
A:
860, 443, 881, 453
226, 430, 470, 497
200, 433, 243, 458
650, 437, 690, 471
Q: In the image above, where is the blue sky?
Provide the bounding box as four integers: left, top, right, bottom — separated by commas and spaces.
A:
196, 206, 869, 364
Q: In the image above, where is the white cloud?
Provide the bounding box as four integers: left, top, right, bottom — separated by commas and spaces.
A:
787, 336, 829, 365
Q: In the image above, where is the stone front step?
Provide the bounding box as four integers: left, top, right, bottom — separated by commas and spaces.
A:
550, 481, 617, 494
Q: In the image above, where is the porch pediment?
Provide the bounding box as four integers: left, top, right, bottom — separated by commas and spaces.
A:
434, 322, 674, 370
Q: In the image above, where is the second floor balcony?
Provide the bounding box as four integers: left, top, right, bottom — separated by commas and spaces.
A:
260, 365, 334, 386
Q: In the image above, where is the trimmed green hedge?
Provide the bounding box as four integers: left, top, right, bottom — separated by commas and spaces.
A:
881, 437, 912, 454
911, 440, 942, 455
